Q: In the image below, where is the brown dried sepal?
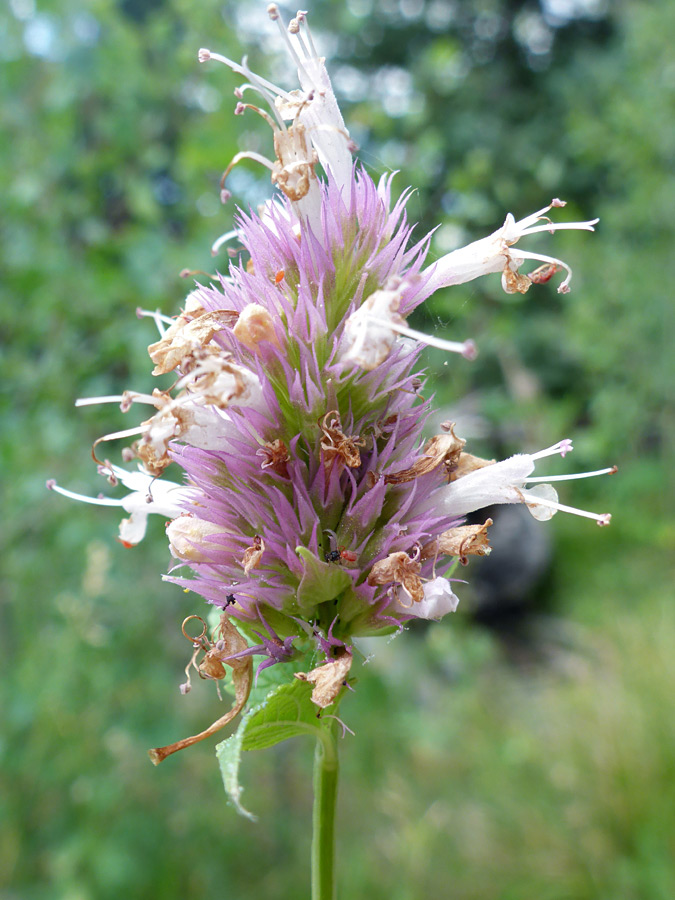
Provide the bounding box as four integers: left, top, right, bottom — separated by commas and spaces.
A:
450, 452, 496, 482
295, 650, 353, 709
148, 614, 252, 765
241, 535, 265, 574
502, 260, 532, 295
256, 439, 290, 477
421, 518, 493, 565
125, 389, 173, 475
148, 307, 238, 375
367, 550, 424, 604
320, 410, 365, 469
198, 614, 250, 680
528, 262, 558, 285
272, 123, 318, 202
131, 438, 172, 477
384, 426, 466, 485
184, 357, 256, 409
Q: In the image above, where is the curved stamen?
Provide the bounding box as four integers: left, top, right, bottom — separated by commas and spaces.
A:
220, 150, 277, 202
211, 228, 241, 256
235, 101, 277, 130
362, 314, 477, 359
136, 308, 175, 326
523, 490, 612, 526
525, 465, 617, 484
522, 219, 599, 237
509, 248, 572, 292
46, 480, 124, 507
295, 11, 320, 61
268, 5, 308, 79
75, 393, 158, 408
94, 425, 146, 443
289, 18, 313, 63
200, 49, 292, 102
530, 439, 574, 460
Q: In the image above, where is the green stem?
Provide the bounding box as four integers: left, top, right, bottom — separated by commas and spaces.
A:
311, 718, 340, 900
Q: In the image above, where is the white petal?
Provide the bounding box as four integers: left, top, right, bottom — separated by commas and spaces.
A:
425, 227, 506, 290
439, 454, 535, 518
399, 577, 460, 620
296, 58, 353, 188
118, 511, 150, 546
521, 483, 559, 521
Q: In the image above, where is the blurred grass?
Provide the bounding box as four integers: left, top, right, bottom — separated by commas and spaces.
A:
2, 0, 674, 897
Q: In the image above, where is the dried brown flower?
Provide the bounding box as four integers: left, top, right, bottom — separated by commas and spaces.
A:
295, 650, 353, 709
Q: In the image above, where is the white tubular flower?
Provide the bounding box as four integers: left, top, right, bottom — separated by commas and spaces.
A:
433, 439, 615, 526
395, 577, 460, 620
75, 357, 263, 474
175, 356, 264, 410
47, 466, 195, 547
138, 360, 262, 464
426, 199, 599, 295
341, 284, 477, 371
278, 10, 354, 187
140, 401, 238, 463
340, 287, 407, 370
199, 6, 353, 239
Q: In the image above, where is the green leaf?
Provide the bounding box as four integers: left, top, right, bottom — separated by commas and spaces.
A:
246, 654, 309, 709
216, 717, 254, 821
241, 677, 327, 751
295, 546, 353, 611
216, 678, 330, 820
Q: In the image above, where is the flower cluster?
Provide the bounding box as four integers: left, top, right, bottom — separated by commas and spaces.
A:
49, 5, 613, 753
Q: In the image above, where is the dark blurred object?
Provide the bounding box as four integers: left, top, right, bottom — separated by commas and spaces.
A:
467, 504, 553, 634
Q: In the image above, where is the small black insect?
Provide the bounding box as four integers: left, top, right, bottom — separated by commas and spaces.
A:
324, 549, 341, 563
225, 593, 237, 606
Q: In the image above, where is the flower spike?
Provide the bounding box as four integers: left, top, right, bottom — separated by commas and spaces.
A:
50, 10, 613, 756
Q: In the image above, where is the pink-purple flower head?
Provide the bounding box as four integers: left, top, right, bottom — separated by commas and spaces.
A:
49, 5, 614, 711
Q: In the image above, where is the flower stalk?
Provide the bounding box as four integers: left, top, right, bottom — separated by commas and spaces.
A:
312, 718, 340, 900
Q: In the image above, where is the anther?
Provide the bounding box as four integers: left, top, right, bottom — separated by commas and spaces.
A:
179, 267, 216, 279
462, 339, 478, 361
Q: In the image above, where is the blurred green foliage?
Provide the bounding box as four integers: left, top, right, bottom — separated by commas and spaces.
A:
1, 0, 673, 897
